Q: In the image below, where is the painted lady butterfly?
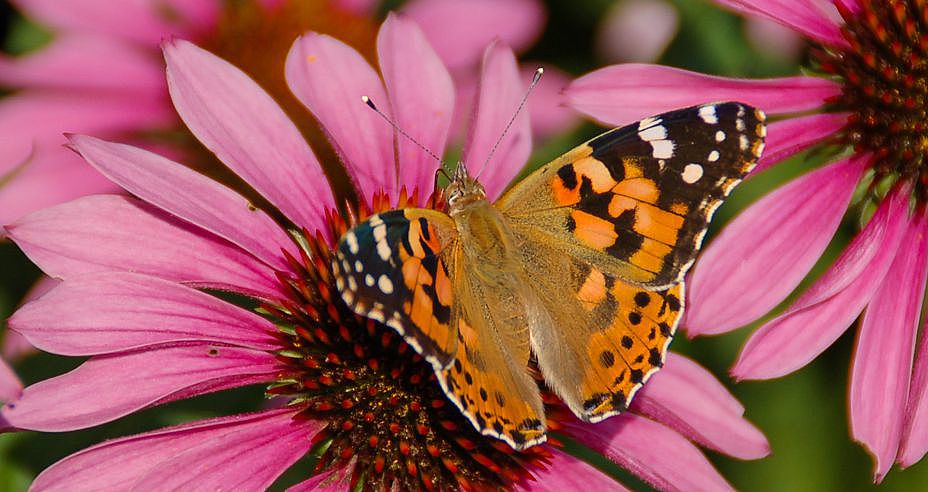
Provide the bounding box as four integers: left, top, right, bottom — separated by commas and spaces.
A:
332, 102, 766, 450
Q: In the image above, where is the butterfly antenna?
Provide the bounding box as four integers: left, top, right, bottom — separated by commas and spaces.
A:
361, 96, 444, 165
475, 67, 543, 179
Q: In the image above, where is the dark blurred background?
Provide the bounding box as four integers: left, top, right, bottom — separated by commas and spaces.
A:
1, 1, 927, 490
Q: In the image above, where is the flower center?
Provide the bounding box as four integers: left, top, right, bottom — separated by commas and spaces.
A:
262, 194, 547, 490
816, 1, 928, 199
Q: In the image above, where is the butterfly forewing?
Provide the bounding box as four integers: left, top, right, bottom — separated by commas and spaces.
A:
333, 208, 459, 370
497, 102, 766, 289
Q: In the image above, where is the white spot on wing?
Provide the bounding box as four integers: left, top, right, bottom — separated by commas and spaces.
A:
345, 231, 359, 254
365, 274, 375, 286
699, 105, 718, 124
739, 134, 750, 150
378, 275, 394, 294
708, 150, 720, 162
376, 240, 391, 260
639, 124, 667, 142
651, 140, 675, 159
682, 163, 704, 183
715, 130, 726, 142
354, 260, 363, 272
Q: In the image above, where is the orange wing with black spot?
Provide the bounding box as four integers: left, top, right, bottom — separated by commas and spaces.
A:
333, 209, 458, 370
498, 102, 766, 289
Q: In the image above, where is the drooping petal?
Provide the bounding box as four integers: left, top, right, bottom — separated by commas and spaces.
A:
462, 42, 532, 200
901, 253, 928, 467
732, 185, 911, 380
566, 64, 841, 126
29, 409, 319, 491
2, 345, 279, 432
0, 357, 21, 403
517, 448, 630, 491
0, 33, 164, 92
68, 134, 298, 271
403, 0, 545, 71
564, 414, 733, 492
752, 113, 847, 174
164, 39, 334, 234
633, 353, 770, 459
850, 210, 928, 482
285, 32, 396, 203
377, 13, 454, 202
713, 0, 847, 48
685, 155, 867, 336
9, 272, 280, 356
6, 195, 284, 299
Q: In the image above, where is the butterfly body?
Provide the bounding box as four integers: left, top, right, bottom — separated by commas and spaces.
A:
333, 102, 766, 450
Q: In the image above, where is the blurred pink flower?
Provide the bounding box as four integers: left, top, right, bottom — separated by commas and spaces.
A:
564, 0, 928, 481
1, 17, 766, 490
595, 0, 679, 64
0, 0, 570, 226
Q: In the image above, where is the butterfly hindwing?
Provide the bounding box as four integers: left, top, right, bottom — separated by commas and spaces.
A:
333, 208, 458, 370
498, 102, 766, 289
512, 232, 683, 422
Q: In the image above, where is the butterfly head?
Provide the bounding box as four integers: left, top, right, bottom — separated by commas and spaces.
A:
446, 164, 486, 214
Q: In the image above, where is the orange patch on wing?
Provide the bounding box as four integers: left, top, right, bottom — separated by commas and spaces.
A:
434, 263, 453, 307
634, 204, 683, 245
571, 210, 618, 250
552, 178, 581, 206
612, 178, 659, 204
577, 268, 608, 308
608, 195, 637, 218
622, 159, 644, 179
669, 202, 689, 215
629, 239, 671, 273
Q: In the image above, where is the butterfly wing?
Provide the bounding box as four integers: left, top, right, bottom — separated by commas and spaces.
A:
334, 208, 546, 449
514, 238, 683, 422
438, 244, 546, 449
498, 102, 764, 421
497, 102, 766, 289
333, 208, 458, 370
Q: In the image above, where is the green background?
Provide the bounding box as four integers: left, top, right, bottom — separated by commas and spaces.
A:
2, 0, 927, 490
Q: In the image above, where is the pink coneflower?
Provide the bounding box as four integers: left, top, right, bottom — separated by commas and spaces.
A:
565, 0, 928, 481
1, 15, 767, 490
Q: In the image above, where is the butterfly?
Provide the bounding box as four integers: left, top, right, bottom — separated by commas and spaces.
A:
332, 102, 766, 450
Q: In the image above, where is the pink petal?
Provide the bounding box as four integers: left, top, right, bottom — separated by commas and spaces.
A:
164, 39, 334, 234
285, 32, 396, 203
834, 0, 861, 15
6, 195, 284, 299
0, 33, 164, 92
11, 0, 213, 46
288, 465, 353, 492
732, 184, 911, 380
1, 276, 58, 362
403, 0, 545, 71
10, 272, 280, 356
30, 408, 320, 491
2, 344, 279, 431
565, 414, 733, 492
753, 113, 847, 174
595, 0, 679, 64
517, 448, 630, 491
377, 13, 455, 202
634, 353, 770, 459
0, 357, 21, 403
68, 134, 297, 271
851, 211, 928, 481
132, 413, 313, 490
523, 65, 579, 138
462, 42, 532, 200
0, 149, 119, 225
713, 0, 847, 48
566, 64, 841, 126
685, 155, 867, 336
901, 259, 928, 467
